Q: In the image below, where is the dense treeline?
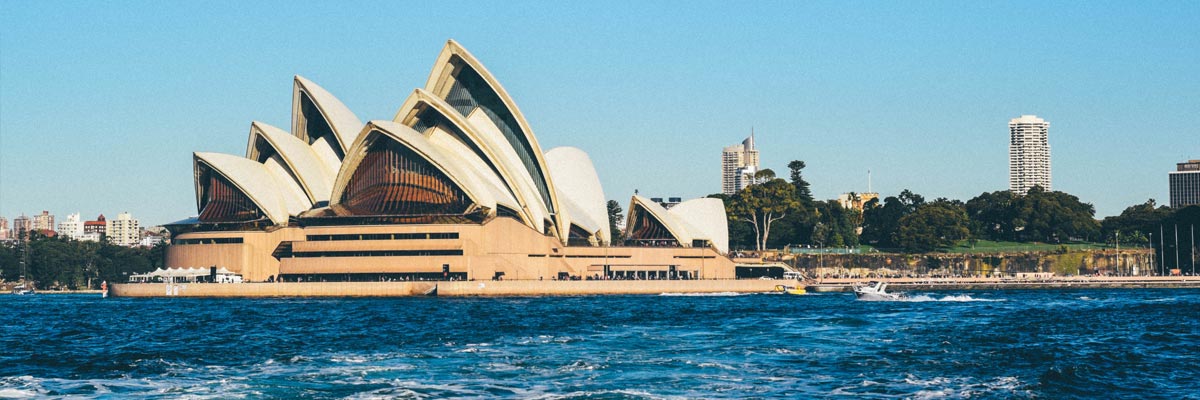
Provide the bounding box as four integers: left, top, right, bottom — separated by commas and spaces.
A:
0, 231, 164, 290
1101, 201, 1200, 272
703, 158, 1199, 254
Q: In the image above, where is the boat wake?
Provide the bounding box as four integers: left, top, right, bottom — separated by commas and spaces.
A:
868, 293, 998, 302
659, 292, 744, 297
903, 294, 1005, 302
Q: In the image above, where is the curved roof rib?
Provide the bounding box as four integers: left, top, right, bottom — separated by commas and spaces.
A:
329, 120, 498, 217
393, 89, 537, 228
193, 152, 293, 225
245, 121, 335, 205
625, 195, 694, 247
291, 76, 363, 174
545, 147, 609, 245
423, 39, 565, 239
668, 198, 730, 254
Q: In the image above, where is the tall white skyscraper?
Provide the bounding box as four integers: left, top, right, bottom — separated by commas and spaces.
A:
721, 131, 760, 195
1008, 115, 1051, 195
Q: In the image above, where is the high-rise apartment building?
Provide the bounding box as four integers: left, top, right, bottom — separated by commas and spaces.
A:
1008, 115, 1051, 195
107, 212, 140, 246
0, 217, 9, 241
58, 213, 85, 240
721, 132, 760, 195
1169, 159, 1200, 208
32, 211, 55, 233
13, 214, 33, 234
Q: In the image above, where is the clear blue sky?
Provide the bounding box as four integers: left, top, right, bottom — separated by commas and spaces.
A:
2, 1, 1197, 225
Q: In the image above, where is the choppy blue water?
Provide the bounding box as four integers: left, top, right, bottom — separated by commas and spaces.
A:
1, 289, 1198, 399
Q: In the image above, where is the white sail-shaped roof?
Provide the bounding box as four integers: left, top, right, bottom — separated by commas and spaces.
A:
625, 195, 728, 254
545, 147, 609, 245
330, 121, 499, 216
245, 121, 335, 205
393, 89, 529, 227
668, 198, 729, 254
291, 76, 363, 174
423, 39, 565, 239
193, 152, 296, 225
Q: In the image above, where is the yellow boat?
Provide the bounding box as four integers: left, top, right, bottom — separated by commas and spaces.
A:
774, 285, 807, 295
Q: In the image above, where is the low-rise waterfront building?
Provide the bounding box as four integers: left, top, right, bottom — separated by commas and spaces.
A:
1169, 159, 1200, 208
837, 192, 879, 211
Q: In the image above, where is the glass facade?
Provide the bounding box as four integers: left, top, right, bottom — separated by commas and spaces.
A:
338, 132, 473, 216
442, 58, 554, 214
197, 166, 266, 223
626, 205, 680, 247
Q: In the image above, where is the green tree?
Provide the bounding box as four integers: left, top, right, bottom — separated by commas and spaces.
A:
606, 199, 626, 245
709, 193, 757, 250
965, 190, 1018, 241
727, 178, 803, 251
895, 200, 971, 253
787, 160, 814, 204
861, 189, 925, 248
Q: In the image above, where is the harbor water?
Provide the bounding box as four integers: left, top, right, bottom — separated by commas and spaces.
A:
1, 289, 1198, 398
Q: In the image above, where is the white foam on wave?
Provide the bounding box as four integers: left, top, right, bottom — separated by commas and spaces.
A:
902, 294, 1005, 302
659, 292, 743, 297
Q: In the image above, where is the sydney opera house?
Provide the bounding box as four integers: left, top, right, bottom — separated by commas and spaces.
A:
165, 40, 736, 283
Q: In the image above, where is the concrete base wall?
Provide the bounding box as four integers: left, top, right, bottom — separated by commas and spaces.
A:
110, 282, 436, 298
110, 279, 785, 298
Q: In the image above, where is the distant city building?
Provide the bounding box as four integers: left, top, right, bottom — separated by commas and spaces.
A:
107, 212, 140, 246
0, 217, 8, 241
1008, 115, 1051, 195
58, 213, 85, 240
837, 192, 880, 211
138, 233, 165, 247
32, 210, 55, 233
82, 213, 108, 242
721, 131, 760, 195
13, 214, 32, 234
1170, 159, 1200, 208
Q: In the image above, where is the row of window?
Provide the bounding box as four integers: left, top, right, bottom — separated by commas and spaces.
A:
175, 237, 245, 245
306, 232, 459, 241
290, 249, 463, 258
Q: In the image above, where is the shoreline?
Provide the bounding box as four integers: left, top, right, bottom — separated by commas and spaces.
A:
97, 276, 1200, 298
807, 276, 1200, 292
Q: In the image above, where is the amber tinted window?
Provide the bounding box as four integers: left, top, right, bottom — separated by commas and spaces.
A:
339, 133, 473, 216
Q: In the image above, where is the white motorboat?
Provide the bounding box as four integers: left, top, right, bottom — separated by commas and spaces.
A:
11, 284, 35, 296
854, 281, 906, 301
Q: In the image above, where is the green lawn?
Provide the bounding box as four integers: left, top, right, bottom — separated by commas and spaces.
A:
945, 240, 1109, 254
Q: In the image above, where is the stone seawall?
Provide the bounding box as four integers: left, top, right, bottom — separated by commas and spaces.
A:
793, 249, 1157, 277
807, 276, 1200, 292
109, 280, 785, 298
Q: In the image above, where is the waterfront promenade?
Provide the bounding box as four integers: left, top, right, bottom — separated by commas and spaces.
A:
104, 276, 1200, 298
809, 275, 1200, 292
109, 279, 784, 298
